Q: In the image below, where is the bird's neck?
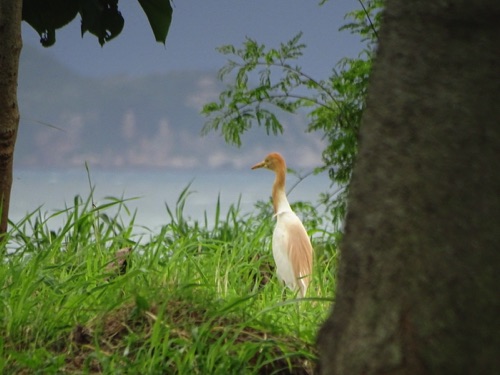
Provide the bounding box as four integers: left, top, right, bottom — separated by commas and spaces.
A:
272, 168, 292, 214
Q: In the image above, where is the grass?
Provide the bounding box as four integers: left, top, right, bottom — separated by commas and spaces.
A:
0, 184, 338, 374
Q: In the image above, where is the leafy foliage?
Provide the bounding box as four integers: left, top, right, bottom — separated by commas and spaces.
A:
202, 0, 383, 226
22, 0, 173, 47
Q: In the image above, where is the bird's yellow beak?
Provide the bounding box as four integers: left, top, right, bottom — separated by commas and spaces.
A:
251, 160, 266, 170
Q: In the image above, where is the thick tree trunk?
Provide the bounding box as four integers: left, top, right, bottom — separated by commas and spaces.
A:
318, 0, 500, 374
0, 1, 22, 234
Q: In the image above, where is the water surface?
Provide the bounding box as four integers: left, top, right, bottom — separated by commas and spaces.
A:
11, 168, 331, 233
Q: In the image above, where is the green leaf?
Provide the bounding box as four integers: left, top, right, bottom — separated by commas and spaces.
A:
138, 0, 173, 45
80, 0, 124, 46
22, 0, 79, 47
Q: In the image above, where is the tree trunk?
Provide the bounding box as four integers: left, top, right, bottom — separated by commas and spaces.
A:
317, 0, 500, 374
0, 1, 22, 235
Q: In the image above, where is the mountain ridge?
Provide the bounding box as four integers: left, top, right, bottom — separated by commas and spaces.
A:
15, 44, 325, 171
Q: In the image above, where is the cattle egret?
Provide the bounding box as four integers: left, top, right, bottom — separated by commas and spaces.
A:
252, 152, 313, 297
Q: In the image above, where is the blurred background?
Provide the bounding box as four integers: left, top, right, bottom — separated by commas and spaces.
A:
12, 0, 362, 231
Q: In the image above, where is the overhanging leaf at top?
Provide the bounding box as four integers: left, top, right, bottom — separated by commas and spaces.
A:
80, 0, 124, 47
138, 0, 173, 45
22, 0, 79, 47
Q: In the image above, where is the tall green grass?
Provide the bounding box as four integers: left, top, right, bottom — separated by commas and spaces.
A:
0, 185, 338, 374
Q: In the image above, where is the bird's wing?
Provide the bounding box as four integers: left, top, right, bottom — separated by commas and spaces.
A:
287, 219, 313, 295
276, 212, 313, 296
273, 221, 296, 288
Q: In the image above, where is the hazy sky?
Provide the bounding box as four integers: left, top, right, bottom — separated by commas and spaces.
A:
21, 0, 363, 78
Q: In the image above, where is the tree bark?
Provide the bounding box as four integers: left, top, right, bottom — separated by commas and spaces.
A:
0, 1, 22, 234
318, 0, 500, 374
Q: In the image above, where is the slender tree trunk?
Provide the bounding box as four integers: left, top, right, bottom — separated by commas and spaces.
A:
318, 0, 500, 374
0, 1, 22, 235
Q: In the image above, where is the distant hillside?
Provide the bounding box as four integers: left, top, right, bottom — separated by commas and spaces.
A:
16, 44, 325, 170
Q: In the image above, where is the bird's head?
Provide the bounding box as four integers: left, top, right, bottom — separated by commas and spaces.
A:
251, 152, 286, 172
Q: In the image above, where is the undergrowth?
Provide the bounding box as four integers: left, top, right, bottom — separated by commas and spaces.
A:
0, 185, 338, 374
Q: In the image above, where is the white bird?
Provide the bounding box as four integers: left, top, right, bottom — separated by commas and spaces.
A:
252, 152, 313, 297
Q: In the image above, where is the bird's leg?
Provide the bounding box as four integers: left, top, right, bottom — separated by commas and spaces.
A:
281, 286, 287, 301
281, 285, 289, 301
